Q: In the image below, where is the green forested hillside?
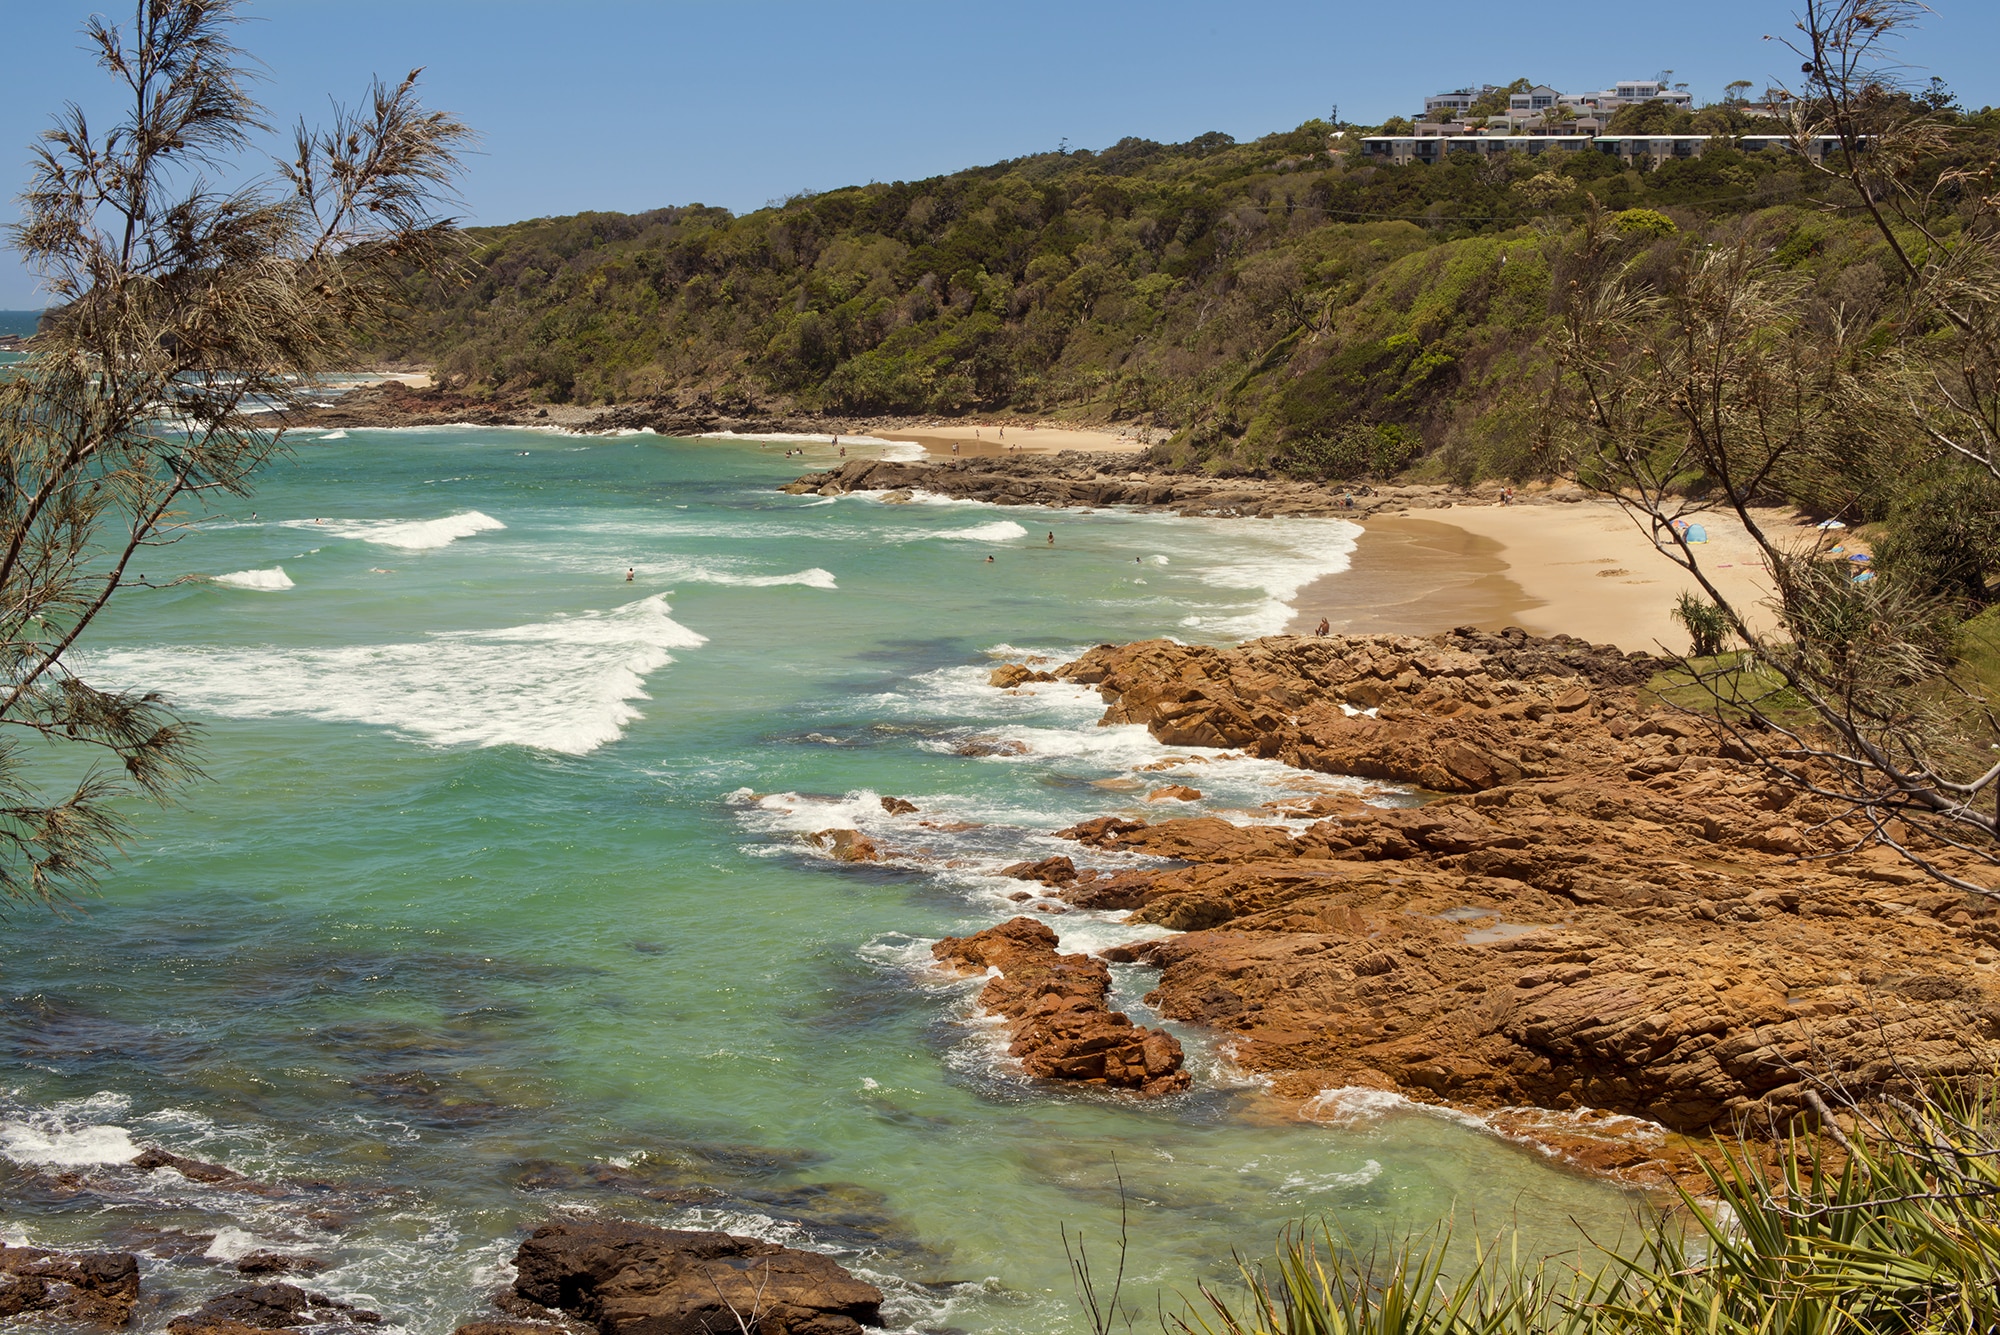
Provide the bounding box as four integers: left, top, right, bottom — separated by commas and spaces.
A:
369, 108, 2000, 479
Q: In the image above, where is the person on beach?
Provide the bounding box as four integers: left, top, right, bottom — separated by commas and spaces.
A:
839, 445, 846, 457
1316, 617, 1330, 637
952, 442, 959, 453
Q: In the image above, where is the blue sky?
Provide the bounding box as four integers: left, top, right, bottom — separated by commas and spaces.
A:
4, 0, 1997, 307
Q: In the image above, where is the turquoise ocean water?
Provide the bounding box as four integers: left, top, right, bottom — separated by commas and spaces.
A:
0, 425, 1640, 1332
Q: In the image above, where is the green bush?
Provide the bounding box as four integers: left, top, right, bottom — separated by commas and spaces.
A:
1277, 423, 1421, 481
1671, 591, 1729, 657
1609, 208, 1678, 238
1876, 469, 2000, 606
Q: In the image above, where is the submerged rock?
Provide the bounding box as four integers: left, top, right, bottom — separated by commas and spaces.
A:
131, 1145, 280, 1195
166, 1282, 381, 1333
509, 1220, 883, 1335
0, 1242, 141, 1326
932, 917, 1190, 1096
236, 1252, 328, 1277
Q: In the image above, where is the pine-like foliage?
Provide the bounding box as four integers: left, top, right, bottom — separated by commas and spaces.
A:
0, 0, 468, 906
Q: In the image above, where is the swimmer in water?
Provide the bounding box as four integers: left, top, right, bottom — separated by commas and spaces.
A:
1046, 531, 1055, 545
625, 567, 635, 582
984, 555, 994, 563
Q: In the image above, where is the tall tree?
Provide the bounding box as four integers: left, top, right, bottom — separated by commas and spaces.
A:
0, 0, 468, 905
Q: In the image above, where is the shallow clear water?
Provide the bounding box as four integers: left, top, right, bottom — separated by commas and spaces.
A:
0, 428, 1640, 1333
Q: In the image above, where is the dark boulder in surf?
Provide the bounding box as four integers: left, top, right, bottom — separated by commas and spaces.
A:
166, 1282, 381, 1333
509, 1220, 883, 1335
0, 1242, 141, 1326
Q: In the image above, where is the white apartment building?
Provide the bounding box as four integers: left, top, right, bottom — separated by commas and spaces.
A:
1562, 80, 1695, 113
1508, 85, 1562, 114
1419, 77, 1692, 130
1423, 85, 1505, 119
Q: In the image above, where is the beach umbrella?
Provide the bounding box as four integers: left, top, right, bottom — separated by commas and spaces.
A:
1848, 552, 1872, 563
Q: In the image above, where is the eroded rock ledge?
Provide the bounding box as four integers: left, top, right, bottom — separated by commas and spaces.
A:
1017, 629, 2000, 1142
783, 455, 1564, 519
932, 917, 1190, 1096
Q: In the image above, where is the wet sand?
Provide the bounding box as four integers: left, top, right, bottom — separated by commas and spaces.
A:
1286, 517, 1541, 637
1287, 501, 1786, 652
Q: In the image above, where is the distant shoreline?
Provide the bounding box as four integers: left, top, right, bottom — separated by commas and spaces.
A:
288, 374, 1151, 456
299, 373, 1793, 654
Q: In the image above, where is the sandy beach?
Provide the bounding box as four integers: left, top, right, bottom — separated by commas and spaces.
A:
1290, 498, 1795, 653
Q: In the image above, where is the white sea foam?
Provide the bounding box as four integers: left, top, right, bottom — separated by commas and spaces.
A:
1181, 516, 1363, 639
0, 1120, 140, 1166
85, 594, 704, 754
1300, 1085, 1487, 1131
319, 430, 349, 441
284, 510, 506, 550
681, 566, 836, 589
920, 520, 1028, 543
204, 1228, 265, 1261
213, 566, 294, 591
698, 430, 922, 451
0, 1092, 141, 1166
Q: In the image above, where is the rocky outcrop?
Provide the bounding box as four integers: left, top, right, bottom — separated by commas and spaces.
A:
0, 1242, 140, 1326
1024, 630, 2000, 1145
781, 455, 1533, 520
805, 829, 880, 863
236, 1253, 328, 1277
286, 382, 819, 438
509, 1220, 883, 1335
932, 917, 1190, 1096
988, 663, 1056, 688
166, 1282, 381, 1334
131, 1145, 279, 1195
